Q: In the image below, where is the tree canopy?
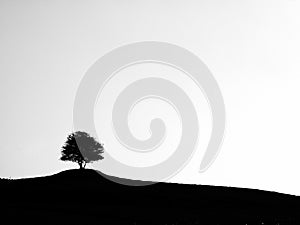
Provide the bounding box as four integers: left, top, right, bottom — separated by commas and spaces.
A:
60, 131, 104, 169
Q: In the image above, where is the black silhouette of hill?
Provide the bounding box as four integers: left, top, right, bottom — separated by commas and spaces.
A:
1, 169, 299, 224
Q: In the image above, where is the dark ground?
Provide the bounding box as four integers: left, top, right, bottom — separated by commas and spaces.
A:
1, 169, 299, 225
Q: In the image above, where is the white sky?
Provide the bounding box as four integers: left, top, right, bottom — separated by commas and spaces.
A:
0, 0, 300, 195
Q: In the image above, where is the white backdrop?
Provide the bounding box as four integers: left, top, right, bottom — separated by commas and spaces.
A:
0, 0, 299, 195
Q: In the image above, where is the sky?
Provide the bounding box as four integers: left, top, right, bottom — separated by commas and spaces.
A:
0, 0, 300, 195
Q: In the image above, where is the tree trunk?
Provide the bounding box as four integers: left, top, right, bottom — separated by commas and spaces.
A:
79, 162, 83, 169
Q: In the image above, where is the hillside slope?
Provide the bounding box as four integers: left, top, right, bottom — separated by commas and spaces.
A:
1, 169, 299, 224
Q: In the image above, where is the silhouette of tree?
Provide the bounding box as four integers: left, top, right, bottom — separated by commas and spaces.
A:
60, 131, 104, 169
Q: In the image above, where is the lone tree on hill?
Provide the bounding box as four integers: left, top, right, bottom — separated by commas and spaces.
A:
60, 131, 104, 169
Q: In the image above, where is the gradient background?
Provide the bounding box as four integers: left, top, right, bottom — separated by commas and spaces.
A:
1, 0, 299, 195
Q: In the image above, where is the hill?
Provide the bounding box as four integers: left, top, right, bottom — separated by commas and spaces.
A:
1, 169, 299, 224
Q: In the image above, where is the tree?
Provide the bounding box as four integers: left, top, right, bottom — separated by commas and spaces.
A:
60, 131, 104, 169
